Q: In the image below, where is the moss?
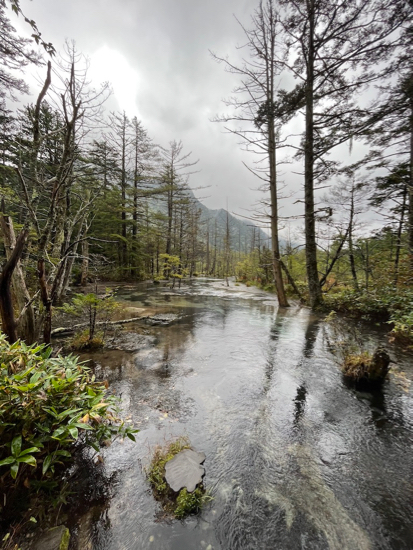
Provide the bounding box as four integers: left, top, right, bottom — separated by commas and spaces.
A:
59, 527, 70, 550
174, 487, 211, 519
342, 351, 373, 380
70, 330, 104, 351
147, 437, 191, 499
147, 437, 211, 518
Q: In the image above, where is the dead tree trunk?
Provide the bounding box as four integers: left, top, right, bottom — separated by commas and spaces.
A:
0, 214, 35, 343
0, 229, 29, 343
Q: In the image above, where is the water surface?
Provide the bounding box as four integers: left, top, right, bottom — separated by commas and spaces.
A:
69, 278, 413, 550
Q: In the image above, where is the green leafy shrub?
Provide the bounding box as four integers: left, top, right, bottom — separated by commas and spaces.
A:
389, 309, 413, 343
323, 286, 413, 328
60, 291, 120, 349
147, 437, 211, 518
0, 334, 137, 488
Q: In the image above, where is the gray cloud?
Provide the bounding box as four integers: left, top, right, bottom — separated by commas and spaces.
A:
13, 0, 379, 238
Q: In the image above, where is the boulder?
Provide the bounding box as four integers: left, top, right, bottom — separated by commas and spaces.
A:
165, 449, 206, 493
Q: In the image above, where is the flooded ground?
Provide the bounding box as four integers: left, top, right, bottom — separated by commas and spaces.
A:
68, 278, 413, 550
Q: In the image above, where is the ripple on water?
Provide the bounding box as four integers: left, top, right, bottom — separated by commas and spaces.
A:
69, 279, 413, 550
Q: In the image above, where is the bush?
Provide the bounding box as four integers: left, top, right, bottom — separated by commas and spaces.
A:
390, 309, 413, 343
0, 334, 137, 488
323, 286, 413, 327
59, 291, 120, 349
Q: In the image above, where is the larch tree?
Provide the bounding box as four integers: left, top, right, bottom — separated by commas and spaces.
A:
159, 140, 198, 258
212, 0, 290, 307
273, 0, 408, 307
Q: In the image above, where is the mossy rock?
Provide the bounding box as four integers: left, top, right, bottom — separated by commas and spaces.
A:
147, 438, 211, 518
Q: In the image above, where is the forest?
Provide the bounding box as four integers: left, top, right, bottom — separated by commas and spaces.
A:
0, 0, 412, 346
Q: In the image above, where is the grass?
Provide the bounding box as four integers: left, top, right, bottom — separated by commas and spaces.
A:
146, 437, 211, 519
342, 351, 374, 381
70, 330, 104, 351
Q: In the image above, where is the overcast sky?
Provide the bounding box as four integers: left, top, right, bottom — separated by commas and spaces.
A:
9, 0, 377, 239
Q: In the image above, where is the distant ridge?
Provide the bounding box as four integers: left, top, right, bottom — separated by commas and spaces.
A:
151, 188, 282, 253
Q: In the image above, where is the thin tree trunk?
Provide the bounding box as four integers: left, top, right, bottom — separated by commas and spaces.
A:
280, 259, 304, 302
394, 185, 407, 284
409, 98, 413, 270
348, 186, 359, 290
80, 239, 89, 286
268, 123, 289, 307
38, 258, 52, 345
319, 226, 350, 288
206, 221, 210, 275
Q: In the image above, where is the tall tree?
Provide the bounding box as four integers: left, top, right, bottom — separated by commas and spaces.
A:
159, 140, 198, 258
212, 0, 289, 307
109, 111, 131, 267
274, 0, 408, 306
370, 163, 410, 283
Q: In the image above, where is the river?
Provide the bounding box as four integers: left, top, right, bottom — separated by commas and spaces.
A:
67, 278, 413, 550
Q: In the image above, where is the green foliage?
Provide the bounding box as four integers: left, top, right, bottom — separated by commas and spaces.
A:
160, 254, 181, 279
323, 286, 413, 328
147, 437, 211, 518
60, 291, 120, 348
0, 334, 137, 488
147, 437, 190, 498
389, 309, 413, 343
70, 330, 104, 352
174, 487, 211, 519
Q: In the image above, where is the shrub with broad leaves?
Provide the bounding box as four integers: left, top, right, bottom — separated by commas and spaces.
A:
0, 333, 137, 486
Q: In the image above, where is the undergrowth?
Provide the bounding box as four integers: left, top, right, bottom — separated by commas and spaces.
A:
0, 333, 138, 543
323, 286, 413, 344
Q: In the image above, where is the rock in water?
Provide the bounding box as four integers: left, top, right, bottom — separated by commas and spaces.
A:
165, 449, 206, 492
33, 526, 70, 550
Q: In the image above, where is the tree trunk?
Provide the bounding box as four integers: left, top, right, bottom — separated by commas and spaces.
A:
394, 184, 407, 285
304, 0, 323, 308
38, 258, 52, 345
409, 98, 413, 270
0, 229, 29, 343
268, 122, 289, 307
348, 186, 359, 290
80, 239, 89, 286
0, 215, 35, 343
166, 183, 173, 256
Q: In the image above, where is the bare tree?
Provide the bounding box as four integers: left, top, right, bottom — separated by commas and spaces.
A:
212, 0, 289, 307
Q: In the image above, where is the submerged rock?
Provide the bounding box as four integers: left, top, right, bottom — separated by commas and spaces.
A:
32, 526, 70, 550
165, 449, 206, 492
106, 332, 155, 352
145, 313, 180, 326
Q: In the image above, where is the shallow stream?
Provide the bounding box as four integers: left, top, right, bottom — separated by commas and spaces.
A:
68, 278, 413, 550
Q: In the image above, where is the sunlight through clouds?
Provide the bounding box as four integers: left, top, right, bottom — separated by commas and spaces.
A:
89, 45, 141, 117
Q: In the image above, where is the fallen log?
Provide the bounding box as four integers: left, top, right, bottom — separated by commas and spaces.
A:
51, 316, 152, 336
51, 314, 180, 336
